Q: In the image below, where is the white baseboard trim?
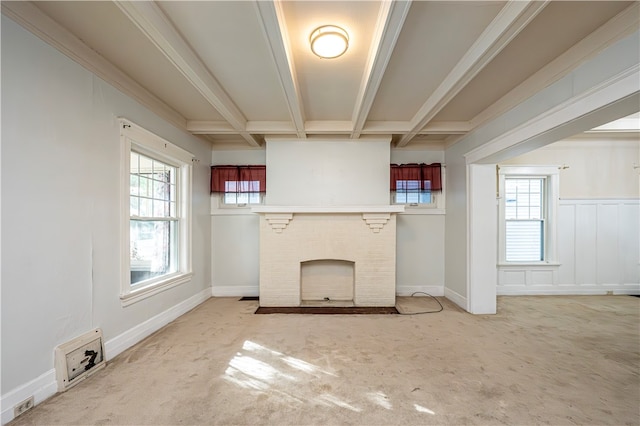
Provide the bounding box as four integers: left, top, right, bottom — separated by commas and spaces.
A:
497, 284, 640, 296
1, 369, 57, 425
396, 285, 444, 297
444, 287, 468, 311
212, 285, 259, 297
104, 288, 211, 360
1, 288, 211, 425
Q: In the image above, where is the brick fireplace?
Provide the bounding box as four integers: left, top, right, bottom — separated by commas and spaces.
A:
253, 206, 403, 307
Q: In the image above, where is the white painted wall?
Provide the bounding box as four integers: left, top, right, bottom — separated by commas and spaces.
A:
498, 138, 640, 294
503, 138, 639, 199
210, 150, 264, 296
392, 149, 445, 296
265, 138, 391, 206
211, 148, 447, 296
443, 141, 469, 309
1, 17, 212, 417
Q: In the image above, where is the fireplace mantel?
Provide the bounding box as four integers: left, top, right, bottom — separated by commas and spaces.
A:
252, 205, 405, 214
252, 205, 404, 234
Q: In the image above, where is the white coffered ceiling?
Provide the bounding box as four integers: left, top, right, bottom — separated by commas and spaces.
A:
3, 1, 637, 148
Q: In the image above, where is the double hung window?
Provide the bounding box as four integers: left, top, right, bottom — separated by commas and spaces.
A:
498, 166, 558, 264
120, 120, 193, 305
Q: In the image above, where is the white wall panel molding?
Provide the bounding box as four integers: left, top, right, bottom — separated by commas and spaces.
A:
498, 285, 640, 296
498, 199, 640, 293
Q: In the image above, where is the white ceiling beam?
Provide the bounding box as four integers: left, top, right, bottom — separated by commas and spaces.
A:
350, 0, 412, 139
188, 120, 299, 135
247, 121, 298, 134
359, 121, 471, 135
113, 1, 261, 147
187, 121, 236, 134
396, 0, 549, 147
418, 121, 472, 135
1, 1, 187, 131
254, 1, 306, 139
305, 121, 353, 134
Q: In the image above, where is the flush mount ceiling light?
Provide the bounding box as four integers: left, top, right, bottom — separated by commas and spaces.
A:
309, 25, 349, 59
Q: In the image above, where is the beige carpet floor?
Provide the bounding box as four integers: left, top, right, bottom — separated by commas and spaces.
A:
9, 295, 640, 425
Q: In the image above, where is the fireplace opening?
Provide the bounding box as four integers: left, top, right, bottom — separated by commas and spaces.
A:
300, 259, 355, 307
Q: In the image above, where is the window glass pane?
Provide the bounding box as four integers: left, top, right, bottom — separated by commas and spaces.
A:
222, 180, 262, 205
139, 176, 152, 198
130, 197, 139, 216
248, 193, 261, 204
505, 178, 544, 219
130, 220, 178, 285
506, 220, 543, 261
237, 193, 249, 204
154, 179, 170, 201
139, 198, 152, 217
130, 175, 140, 196
394, 180, 433, 205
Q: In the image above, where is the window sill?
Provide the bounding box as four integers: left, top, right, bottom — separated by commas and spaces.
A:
498, 262, 560, 268
121, 272, 193, 306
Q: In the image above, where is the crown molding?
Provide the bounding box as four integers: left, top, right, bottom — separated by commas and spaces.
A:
1, 1, 187, 130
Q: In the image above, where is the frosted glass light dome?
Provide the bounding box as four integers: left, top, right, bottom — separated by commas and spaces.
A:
310, 25, 349, 59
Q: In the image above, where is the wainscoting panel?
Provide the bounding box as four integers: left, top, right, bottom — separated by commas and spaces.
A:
574, 203, 598, 285
498, 199, 639, 295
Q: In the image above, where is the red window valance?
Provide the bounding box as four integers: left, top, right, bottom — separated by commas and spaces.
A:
211, 165, 266, 193
390, 163, 442, 191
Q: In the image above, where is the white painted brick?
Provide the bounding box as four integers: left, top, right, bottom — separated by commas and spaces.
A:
258, 213, 397, 307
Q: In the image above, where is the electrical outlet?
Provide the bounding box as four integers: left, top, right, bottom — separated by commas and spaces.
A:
14, 396, 34, 417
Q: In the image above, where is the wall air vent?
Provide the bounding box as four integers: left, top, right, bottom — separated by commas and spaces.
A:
54, 328, 106, 391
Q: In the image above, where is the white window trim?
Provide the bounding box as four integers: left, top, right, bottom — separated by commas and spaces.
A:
498, 165, 559, 265
392, 166, 446, 215
120, 119, 193, 306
